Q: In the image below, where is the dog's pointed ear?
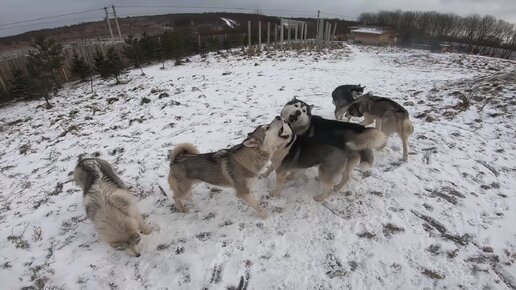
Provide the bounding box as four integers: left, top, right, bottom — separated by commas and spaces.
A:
292, 96, 298, 101
243, 136, 261, 148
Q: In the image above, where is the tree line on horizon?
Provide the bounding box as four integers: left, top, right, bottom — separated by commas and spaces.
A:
0, 27, 237, 106
1, 10, 515, 105
358, 10, 516, 57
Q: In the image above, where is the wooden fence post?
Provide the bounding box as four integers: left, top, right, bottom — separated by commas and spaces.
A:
267, 22, 270, 45
287, 20, 291, 44
258, 21, 262, 46
274, 23, 278, 43
248, 21, 251, 47
280, 19, 284, 49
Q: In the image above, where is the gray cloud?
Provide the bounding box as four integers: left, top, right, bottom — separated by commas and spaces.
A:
1, 0, 515, 37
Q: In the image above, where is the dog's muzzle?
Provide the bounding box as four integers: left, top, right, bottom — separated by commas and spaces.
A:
278, 126, 290, 139
288, 111, 301, 123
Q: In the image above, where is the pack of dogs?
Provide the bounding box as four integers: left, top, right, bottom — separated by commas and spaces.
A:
73, 85, 414, 256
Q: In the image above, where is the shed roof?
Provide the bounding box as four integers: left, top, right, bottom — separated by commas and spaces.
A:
351, 28, 388, 35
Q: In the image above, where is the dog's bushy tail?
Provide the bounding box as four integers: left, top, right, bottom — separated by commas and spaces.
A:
346, 128, 386, 151
169, 143, 199, 162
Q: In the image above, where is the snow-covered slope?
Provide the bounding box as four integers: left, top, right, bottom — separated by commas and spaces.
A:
0, 44, 515, 289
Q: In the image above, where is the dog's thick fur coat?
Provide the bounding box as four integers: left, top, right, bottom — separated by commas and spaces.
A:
268, 98, 386, 201
73, 156, 152, 257
167, 117, 293, 218
348, 92, 414, 161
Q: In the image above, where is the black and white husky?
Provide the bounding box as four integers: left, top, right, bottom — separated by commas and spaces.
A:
262, 97, 386, 201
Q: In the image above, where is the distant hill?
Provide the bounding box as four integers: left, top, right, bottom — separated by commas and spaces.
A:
0, 12, 359, 56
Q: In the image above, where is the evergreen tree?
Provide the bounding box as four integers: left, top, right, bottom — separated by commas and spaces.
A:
94, 49, 109, 79
94, 48, 125, 84
70, 54, 92, 81
7, 69, 29, 101
25, 36, 63, 107
123, 34, 145, 75
139, 32, 156, 63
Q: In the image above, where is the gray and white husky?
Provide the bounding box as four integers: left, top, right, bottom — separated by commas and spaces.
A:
347, 92, 414, 161
167, 116, 293, 218
332, 84, 365, 121
262, 97, 386, 201
73, 156, 152, 257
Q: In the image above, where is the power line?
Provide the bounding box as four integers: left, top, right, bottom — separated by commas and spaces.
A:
0, 16, 104, 30
0, 8, 104, 28
319, 11, 356, 20
116, 5, 316, 14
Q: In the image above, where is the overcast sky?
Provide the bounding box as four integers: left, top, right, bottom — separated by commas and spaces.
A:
1, 0, 515, 37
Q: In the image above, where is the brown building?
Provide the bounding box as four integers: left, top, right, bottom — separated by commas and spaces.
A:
350, 27, 398, 45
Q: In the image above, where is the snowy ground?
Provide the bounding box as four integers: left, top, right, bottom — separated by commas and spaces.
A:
1, 44, 515, 289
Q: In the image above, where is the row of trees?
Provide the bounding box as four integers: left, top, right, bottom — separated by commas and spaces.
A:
3, 37, 126, 107
1, 28, 238, 105
358, 10, 516, 57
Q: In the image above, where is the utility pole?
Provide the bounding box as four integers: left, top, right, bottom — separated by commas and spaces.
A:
111, 5, 123, 41
104, 7, 114, 39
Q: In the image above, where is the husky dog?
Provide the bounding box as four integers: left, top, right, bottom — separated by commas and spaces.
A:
73, 156, 152, 257
347, 92, 414, 161
264, 98, 386, 201
332, 84, 365, 121
167, 116, 293, 218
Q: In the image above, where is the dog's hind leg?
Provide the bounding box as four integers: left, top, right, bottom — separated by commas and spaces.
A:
313, 161, 343, 202
332, 153, 361, 193
271, 170, 289, 197
400, 119, 412, 161
168, 174, 191, 213
313, 171, 336, 202
401, 132, 409, 161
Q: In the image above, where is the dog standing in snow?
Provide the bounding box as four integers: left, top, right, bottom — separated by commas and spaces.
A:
347, 92, 414, 161
261, 97, 386, 201
73, 155, 152, 257
167, 116, 293, 218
